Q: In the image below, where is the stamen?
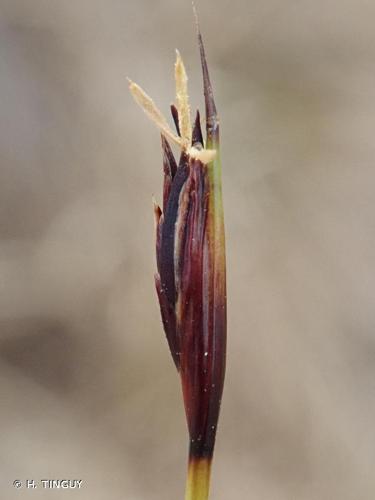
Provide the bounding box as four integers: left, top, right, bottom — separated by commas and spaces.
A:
188, 146, 216, 164
175, 50, 192, 148
128, 79, 183, 148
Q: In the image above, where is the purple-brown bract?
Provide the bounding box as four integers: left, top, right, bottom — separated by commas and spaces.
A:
129, 18, 226, 500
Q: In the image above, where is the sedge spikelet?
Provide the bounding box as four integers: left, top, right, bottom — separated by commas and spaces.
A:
129, 13, 226, 500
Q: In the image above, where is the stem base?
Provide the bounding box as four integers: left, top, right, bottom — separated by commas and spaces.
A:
185, 458, 211, 500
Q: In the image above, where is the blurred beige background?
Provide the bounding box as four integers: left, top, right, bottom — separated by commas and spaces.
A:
1, 1, 375, 499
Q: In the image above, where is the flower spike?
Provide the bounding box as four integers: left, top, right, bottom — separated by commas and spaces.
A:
129, 14, 226, 500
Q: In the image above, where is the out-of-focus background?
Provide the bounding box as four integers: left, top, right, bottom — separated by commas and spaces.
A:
1, 0, 375, 498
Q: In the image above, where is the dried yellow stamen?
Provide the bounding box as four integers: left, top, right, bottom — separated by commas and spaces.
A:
175, 50, 192, 148
129, 58, 215, 164
188, 146, 216, 164
128, 79, 183, 148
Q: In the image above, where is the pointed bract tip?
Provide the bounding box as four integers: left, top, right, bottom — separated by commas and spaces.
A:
194, 16, 218, 143
192, 1, 199, 30
199, 42, 217, 116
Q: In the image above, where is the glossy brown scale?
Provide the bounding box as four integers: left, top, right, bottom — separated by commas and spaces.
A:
192, 110, 204, 146
177, 158, 225, 460
161, 135, 177, 212
159, 153, 189, 308
154, 273, 179, 369
156, 108, 206, 372
170, 104, 181, 137
156, 157, 189, 370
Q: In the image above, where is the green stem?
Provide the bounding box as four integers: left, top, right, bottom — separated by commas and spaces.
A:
184, 458, 212, 500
